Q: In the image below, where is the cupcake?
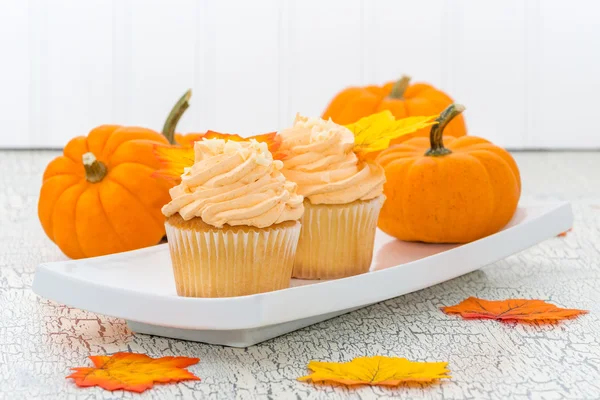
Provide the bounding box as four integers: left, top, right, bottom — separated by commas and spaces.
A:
279, 115, 386, 279
162, 138, 304, 297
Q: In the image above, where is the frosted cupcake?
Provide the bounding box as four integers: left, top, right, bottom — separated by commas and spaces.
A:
162, 138, 304, 297
279, 115, 386, 279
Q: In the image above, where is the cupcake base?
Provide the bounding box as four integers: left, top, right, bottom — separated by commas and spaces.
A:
165, 215, 300, 298
292, 196, 384, 280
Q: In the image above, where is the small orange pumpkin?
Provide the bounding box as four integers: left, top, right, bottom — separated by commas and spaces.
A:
376, 104, 520, 243
38, 125, 172, 259
323, 75, 467, 144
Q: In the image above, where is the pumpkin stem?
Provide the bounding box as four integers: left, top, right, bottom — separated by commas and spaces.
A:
388, 75, 411, 99
82, 152, 107, 183
425, 104, 466, 157
162, 89, 192, 144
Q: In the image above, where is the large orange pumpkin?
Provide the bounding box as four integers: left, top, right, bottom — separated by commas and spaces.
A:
376, 104, 520, 243
38, 125, 172, 259
323, 75, 467, 144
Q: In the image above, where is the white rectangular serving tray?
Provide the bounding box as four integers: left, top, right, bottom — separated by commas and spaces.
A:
33, 202, 572, 347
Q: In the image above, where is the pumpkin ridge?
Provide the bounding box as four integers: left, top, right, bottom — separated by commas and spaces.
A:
462, 152, 496, 236
401, 158, 428, 241
451, 144, 520, 187
467, 149, 521, 234
52, 183, 89, 258
394, 158, 418, 240
403, 83, 437, 98
42, 156, 82, 181
408, 87, 437, 99
107, 157, 160, 171
87, 125, 120, 157
105, 175, 166, 228
458, 145, 521, 193
376, 82, 408, 110
105, 139, 167, 169
101, 129, 168, 162
63, 137, 90, 165
63, 149, 86, 166
42, 173, 85, 184
104, 138, 142, 166
39, 177, 81, 241
338, 88, 380, 118
94, 185, 131, 250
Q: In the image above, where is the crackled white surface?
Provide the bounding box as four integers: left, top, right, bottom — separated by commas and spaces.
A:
1, 151, 599, 399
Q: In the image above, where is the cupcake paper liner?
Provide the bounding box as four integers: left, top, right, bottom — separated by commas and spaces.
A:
293, 196, 384, 280
165, 220, 301, 298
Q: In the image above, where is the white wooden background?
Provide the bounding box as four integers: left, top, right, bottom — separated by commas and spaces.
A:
1, 0, 599, 149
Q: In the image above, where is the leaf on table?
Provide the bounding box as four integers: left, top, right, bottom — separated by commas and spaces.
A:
298, 356, 450, 387
441, 297, 587, 323
557, 228, 573, 237
67, 352, 200, 393
345, 111, 437, 159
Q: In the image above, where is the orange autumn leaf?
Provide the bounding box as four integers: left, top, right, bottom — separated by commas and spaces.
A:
67, 352, 200, 393
152, 144, 195, 183
298, 356, 450, 387
204, 130, 284, 159
557, 228, 573, 237
153, 131, 284, 183
174, 132, 206, 147
441, 297, 588, 322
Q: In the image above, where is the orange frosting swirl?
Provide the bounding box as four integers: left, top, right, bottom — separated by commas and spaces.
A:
162, 138, 304, 228
279, 115, 385, 205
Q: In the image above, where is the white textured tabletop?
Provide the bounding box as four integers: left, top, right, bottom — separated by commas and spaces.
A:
1, 151, 599, 399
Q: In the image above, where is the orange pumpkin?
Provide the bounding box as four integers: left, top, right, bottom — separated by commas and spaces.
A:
323, 75, 467, 144
38, 125, 172, 259
376, 104, 520, 243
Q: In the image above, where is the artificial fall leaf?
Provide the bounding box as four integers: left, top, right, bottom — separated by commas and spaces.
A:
67, 352, 200, 393
152, 144, 195, 183
174, 133, 205, 147
153, 131, 283, 183
204, 130, 284, 159
345, 111, 437, 159
557, 228, 573, 237
441, 297, 588, 323
298, 356, 450, 387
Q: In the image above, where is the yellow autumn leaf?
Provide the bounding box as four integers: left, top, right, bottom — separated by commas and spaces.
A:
298, 356, 451, 387
346, 111, 438, 158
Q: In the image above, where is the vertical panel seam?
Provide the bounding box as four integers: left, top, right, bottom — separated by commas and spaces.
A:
193, 0, 204, 130
277, 0, 288, 129
204, 0, 216, 128
359, 0, 365, 83
28, 0, 49, 147
284, 0, 294, 127
524, 0, 540, 149
112, 0, 132, 125
360, 0, 375, 84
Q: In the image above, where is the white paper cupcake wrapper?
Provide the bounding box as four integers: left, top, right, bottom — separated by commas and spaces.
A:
293, 196, 384, 280
165, 221, 301, 297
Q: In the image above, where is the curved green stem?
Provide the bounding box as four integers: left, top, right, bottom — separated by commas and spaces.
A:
388, 75, 411, 99
162, 89, 192, 144
425, 104, 466, 157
